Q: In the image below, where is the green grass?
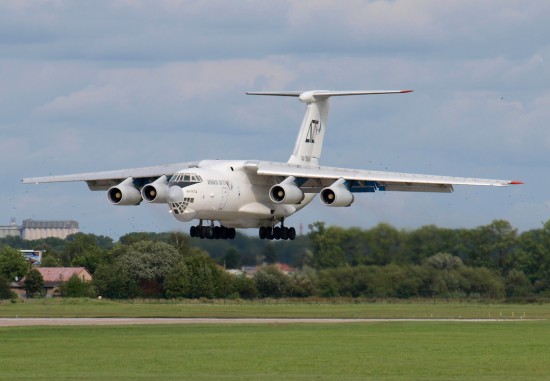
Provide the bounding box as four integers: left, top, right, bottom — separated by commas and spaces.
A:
1, 321, 549, 380
1, 298, 550, 319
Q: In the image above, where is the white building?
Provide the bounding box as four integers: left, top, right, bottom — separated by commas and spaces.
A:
21, 219, 79, 240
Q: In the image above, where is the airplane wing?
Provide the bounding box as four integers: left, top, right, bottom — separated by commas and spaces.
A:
243, 161, 522, 193
21, 162, 196, 191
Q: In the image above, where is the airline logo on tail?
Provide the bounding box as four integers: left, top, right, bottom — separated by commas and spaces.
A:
305, 120, 321, 143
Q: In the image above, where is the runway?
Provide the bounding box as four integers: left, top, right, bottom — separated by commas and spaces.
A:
0, 317, 531, 327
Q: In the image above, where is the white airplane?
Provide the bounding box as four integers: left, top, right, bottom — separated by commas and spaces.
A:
22, 90, 522, 240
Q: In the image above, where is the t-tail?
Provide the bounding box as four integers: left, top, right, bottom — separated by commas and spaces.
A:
247, 90, 412, 167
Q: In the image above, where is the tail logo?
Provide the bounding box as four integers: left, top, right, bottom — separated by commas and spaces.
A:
305, 120, 321, 143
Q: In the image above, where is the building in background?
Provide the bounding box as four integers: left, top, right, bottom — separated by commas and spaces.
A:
0, 219, 79, 240
21, 219, 79, 240
0, 218, 20, 239
11, 267, 92, 298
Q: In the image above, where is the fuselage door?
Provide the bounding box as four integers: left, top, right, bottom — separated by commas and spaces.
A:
218, 186, 228, 210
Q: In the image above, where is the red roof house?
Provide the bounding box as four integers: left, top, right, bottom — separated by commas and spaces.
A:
11, 267, 92, 298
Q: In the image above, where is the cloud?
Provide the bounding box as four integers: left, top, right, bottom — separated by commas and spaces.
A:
2, 0, 549, 236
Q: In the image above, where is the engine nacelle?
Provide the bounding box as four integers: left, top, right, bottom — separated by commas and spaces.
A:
107, 177, 142, 205
269, 177, 304, 204
320, 178, 354, 207
141, 175, 169, 203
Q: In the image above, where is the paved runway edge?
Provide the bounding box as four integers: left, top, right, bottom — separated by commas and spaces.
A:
0, 317, 537, 327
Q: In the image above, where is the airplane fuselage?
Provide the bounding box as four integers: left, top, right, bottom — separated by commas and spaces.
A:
166, 160, 314, 228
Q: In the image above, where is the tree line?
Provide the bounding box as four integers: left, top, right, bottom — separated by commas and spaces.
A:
1, 219, 550, 300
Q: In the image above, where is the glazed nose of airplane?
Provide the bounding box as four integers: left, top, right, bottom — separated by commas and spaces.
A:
167, 186, 183, 203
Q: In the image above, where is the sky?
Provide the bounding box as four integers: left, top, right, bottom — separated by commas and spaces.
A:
1, 0, 549, 239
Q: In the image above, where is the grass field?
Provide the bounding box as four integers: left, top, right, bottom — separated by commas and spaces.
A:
1, 320, 549, 380
2, 300, 549, 380
2, 298, 550, 319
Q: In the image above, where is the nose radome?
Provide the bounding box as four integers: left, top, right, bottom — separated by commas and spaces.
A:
167, 186, 183, 203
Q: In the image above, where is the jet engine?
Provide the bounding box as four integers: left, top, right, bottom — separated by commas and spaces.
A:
320, 178, 354, 207
107, 177, 142, 205
269, 176, 304, 204
141, 175, 169, 203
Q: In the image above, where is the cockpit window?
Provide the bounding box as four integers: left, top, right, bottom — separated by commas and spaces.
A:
169, 173, 203, 185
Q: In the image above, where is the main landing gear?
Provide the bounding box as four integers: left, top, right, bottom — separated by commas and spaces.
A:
190, 223, 236, 240
258, 219, 296, 241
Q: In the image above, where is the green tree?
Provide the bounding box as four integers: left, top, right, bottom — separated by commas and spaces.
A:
93, 264, 139, 299
504, 269, 533, 298
183, 255, 224, 298
116, 240, 181, 297
404, 225, 460, 264
254, 265, 290, 298
512, 221, 550, 293
24, 269, 44, 298
62, 233, 106, 270
59, 274, 94, 297
40, 253, 62, 267
460, 267, 504, 299
424, 253, 464, 270
230, 275, 258, 299
0, 246, 28, 281
364, 223, 404, 265
221, 248, 240, 269
0, 275, 15, 299
477, 220, 517, 272
308, 222, 346, 269
262, 242, 277, 264
164, 261, 191, 298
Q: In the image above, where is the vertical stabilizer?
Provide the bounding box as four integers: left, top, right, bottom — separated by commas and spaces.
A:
288, 91, 329, 166
246, 90, 412, 167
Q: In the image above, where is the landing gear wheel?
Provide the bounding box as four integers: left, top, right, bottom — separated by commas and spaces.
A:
228, 228, 236, 240
259, 226, 267, 239
220, 227, 229, 240
273, 227, 281, 240
190, 226, 197, 238
205, 226, 213, 239
199, 226, 206, 239
288, 227, 296, 240
281, 227, 289, 240
213, 226, 221, 239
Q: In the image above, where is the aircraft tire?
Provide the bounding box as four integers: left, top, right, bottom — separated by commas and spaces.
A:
281, 227, 289, 240
220, 227, 228, 240
288, 227, 296, 240
229, 228, 236, 239
259, 226, 267, 239
190, 226, 197, 238
273, 227, 281, 240
205, 226, 213, 239
213, 226, 221, 239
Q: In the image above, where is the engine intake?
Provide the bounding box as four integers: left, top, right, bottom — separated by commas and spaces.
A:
107, 177, 142, 205
269, 177, 304, 204
141, 175, 169, 203
320, 178, 354, 207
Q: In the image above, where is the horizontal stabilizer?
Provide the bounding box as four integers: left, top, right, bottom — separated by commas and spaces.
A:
246, 90, 413, 101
